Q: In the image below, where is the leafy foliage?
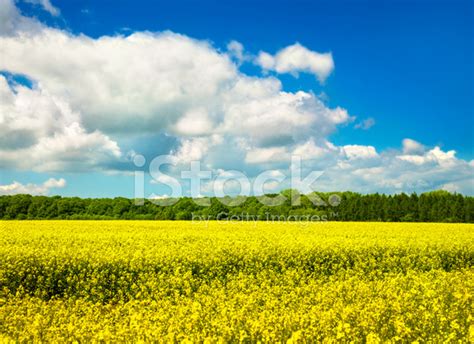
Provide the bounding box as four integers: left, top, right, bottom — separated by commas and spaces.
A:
0, 190, 473, 222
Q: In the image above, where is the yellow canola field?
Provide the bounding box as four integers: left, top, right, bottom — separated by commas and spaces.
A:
0, 221, 473, 342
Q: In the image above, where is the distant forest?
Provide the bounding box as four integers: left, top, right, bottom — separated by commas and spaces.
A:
1, 190, 473, 223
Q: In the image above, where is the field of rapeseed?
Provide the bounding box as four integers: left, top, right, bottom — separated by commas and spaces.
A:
0, 221, 472, 342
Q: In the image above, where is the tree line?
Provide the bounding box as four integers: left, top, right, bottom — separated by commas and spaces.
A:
0, 190, 472, 222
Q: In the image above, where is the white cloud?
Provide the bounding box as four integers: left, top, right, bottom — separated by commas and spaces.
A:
170, 135, 225, 165
293, 139, 336, 159
0, 75, 121, 172
227, 40, 247, 64
402, 138, 425, 154
397, 146, 456, 167
0, 30, 236, 135
441, 183, 460, 193
148, 193, 171, 199
0, 177, 66, 195
0, 0, 43, 35
0, 5, 353, 175
43, 177, 66, 188
314, 141, 473, 194
23, 0, 60, 16
0, 13, 349, 148
354, 117, 375, 130
256, 43, 334, 82
342, 145, 378, 160
245, 146, 289, 164
256, 52, 275, 70
173, 108, 214, 136
0, 1, 472, 195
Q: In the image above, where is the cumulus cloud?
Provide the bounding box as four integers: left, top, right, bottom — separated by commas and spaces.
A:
316, 142, 474, 194
172, 136, 222, 164
256, 43, 334, 82
293, 139, 336, 160
402, 138, 425, 155
173, 108, 214, 136
226, 40, 248, 64
0, 177, 66, 195
0, 30, 236, 135
0, 0, 472, 195
397, 146, 457, 167
0, 75, 122, 172
342, 145, 378, 160
0, 4, 351, 174
0, 0, 43, 35
245, 146, 289, 164
256, 52, 275, 70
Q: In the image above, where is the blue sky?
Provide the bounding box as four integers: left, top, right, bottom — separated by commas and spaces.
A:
0, 0, 473, 197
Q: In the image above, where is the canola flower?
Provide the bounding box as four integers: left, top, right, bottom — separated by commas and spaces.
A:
0, 221, 472, 342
